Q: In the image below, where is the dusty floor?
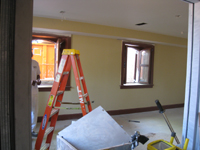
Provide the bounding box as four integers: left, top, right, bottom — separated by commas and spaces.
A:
32, 107, 184, 150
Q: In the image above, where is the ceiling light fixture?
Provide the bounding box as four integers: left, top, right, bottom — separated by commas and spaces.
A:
60, 11, 65, 14
175, 15, 181, 18
60, 11, 66, 21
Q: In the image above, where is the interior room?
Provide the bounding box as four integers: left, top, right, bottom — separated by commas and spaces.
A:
32, 1, 188, 149
0, 0, 200, 150
33, 0, 187, 123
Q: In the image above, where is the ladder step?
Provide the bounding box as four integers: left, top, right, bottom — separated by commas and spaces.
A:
63, 71, 69, 75
50, 108, 59, 118
54, 106, 81, 110
57, 100, 81, 105
40, 143, 50, 150
83, 93, 88, 98
44, 127, 54, 137
57, 91, 64, 96
57, 100, 94, 105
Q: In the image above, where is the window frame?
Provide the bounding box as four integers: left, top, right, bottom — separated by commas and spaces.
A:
32, 33, 71, 92
120, 41, 154, 89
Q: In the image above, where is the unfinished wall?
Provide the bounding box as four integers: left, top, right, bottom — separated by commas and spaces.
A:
33, 17, 187, 116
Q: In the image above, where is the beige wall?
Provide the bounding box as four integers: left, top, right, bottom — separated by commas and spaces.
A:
33, 17, 187, 116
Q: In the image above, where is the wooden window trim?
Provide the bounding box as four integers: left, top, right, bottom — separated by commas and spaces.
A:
32, 33, 71, 92
120, 41, 154, 89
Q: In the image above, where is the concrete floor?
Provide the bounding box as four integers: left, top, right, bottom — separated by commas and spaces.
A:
32, 107, 184, 150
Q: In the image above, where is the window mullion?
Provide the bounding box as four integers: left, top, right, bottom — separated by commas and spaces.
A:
55, 38, 60, 77
138, 50, 142, 83
123, 46, 127, 84
134, 53, 137, 82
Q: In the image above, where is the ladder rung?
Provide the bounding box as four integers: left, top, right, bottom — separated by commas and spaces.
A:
54, 106, 81, 110
40, 143, 50, 150
57, 91, 64, 96
50, 108, 59, 118
57, 100, 94, 105
63, 71, 69, 75
83, 93, 88, 98
57, 100, 81, 105
44, 127, 54, 137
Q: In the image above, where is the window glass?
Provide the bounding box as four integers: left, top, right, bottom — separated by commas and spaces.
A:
141, 50, 150, 65
126, 47, 137, 83
139, 66, 149, 82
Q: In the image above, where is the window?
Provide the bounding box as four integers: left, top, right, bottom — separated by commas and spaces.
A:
120, 42, 154, 89
32, 34, 71, 91
32, 40, 55, 81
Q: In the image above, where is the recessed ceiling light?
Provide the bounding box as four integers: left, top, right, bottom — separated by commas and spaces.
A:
175, 15, 181, 18
136, 22, 147, 26
60, 11, 65, 14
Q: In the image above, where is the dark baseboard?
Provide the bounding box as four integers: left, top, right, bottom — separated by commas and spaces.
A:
37, 103, 184, 122
107, 103, 184, 115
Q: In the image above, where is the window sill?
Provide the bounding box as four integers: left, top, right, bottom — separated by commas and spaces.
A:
120, 84, 153, 89
38, 85, 71, 92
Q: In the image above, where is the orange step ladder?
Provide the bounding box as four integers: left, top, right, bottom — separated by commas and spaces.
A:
34, 49, 93, 150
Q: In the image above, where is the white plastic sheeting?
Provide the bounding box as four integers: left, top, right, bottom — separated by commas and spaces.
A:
181, 2, 200, 150
58, 106, 131, 150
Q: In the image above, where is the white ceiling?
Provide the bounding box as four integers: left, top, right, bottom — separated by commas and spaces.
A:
33, 0, 189, 38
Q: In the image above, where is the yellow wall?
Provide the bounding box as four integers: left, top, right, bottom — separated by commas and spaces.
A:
33, 17, 187, 116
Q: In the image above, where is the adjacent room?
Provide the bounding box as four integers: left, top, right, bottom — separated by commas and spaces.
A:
31, 0, 189, 149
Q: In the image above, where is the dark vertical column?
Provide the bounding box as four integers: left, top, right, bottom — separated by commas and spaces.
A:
14, 0, 33, 150
0, 0, 16, 150
0, 0, 33, 149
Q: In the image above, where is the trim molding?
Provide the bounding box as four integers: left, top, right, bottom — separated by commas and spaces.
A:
107, 103, 184, 115
37, 103, 184, 122
33, 27, 187, 48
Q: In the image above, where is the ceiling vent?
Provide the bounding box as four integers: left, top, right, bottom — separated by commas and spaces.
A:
182, 0, 200, 3
136, 22, 147, 26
